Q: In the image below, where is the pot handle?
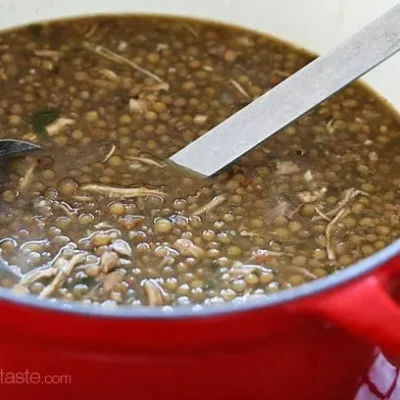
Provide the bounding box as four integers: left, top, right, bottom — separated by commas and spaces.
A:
304, 258, 400, 356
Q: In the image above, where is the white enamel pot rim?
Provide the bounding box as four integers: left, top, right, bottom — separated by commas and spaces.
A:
0, 0, 399, 318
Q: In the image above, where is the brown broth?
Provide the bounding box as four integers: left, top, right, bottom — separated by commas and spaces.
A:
0, 15, 399, 307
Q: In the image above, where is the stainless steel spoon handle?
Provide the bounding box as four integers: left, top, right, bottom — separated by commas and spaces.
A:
170, 4, 400, 177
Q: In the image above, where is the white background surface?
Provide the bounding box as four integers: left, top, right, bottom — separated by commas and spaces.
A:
0, 0, 399, 108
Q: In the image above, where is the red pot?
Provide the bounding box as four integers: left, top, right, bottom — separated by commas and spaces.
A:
0, 242, 399, 399
1, 2, 400, 397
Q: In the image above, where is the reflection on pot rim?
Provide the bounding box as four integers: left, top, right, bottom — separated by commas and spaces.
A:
0, 239, 398, 319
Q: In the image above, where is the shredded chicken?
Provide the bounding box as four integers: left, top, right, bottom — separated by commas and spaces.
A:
315, 188, 369, 221
276, 161, 300, 175
142, 82, 170, 92
268, 200, 299, 220
191, 195, 226, 216
326, 207, 350, 261
193, 115, 208, 124
228, 264, 272, 280
47, 117, 75, 136
368, 151, 378, 162
80, 184, 167, 198
182, 24, 199, 39
110, 240, 132, 257
173, 238, 206, 259
299, 187, 327, 203
53, 201, 78, 218
123, 155, 164, 168
156, 43, 169, 52
19, 266, 57, 287
303, 170, 313, 182
143, 279, 164, 306
288, 266, 318, 280
94, 222, 115, 230
315, 207, 331, 222
19, 244, 77, 287
83, 42, 167, 85
102, 144, 116, 163
70, 195, 94, 202
271, 69, 291, 78
39, 253, 86, 299
230, 78, 250, 99
240, 230, 266, 239
19, 161, 36, 191
98, 68, 120, 82
84, 23, 99, 38
119, 215, 145, 230
129, 98, 149, 114
100, 251, 120, 274
82, 281, 103, 300
22, 132, 39, 143
248, 249, 284, 264
326, 119, 336, 134
34, 49, 62, 59
155, 256, 175, 270
299, 192, 318, 203
103, 271, 124, 292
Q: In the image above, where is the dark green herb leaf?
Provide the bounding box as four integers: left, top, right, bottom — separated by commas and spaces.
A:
32, 108, 61, 138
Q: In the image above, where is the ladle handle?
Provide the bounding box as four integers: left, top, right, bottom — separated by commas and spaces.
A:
170, 4, 400, 176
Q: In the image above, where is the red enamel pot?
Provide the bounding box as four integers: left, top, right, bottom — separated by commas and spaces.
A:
1, 2, 400, 399
0, 240, 399, 399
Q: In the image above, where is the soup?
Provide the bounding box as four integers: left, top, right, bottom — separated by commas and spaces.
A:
0, 15, 399, 307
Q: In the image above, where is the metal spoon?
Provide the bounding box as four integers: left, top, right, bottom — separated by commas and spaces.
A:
170, 4, 400, 177
0, 139, 41, 157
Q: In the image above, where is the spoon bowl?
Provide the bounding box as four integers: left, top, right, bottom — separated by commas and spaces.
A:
0, 140, 41, 158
